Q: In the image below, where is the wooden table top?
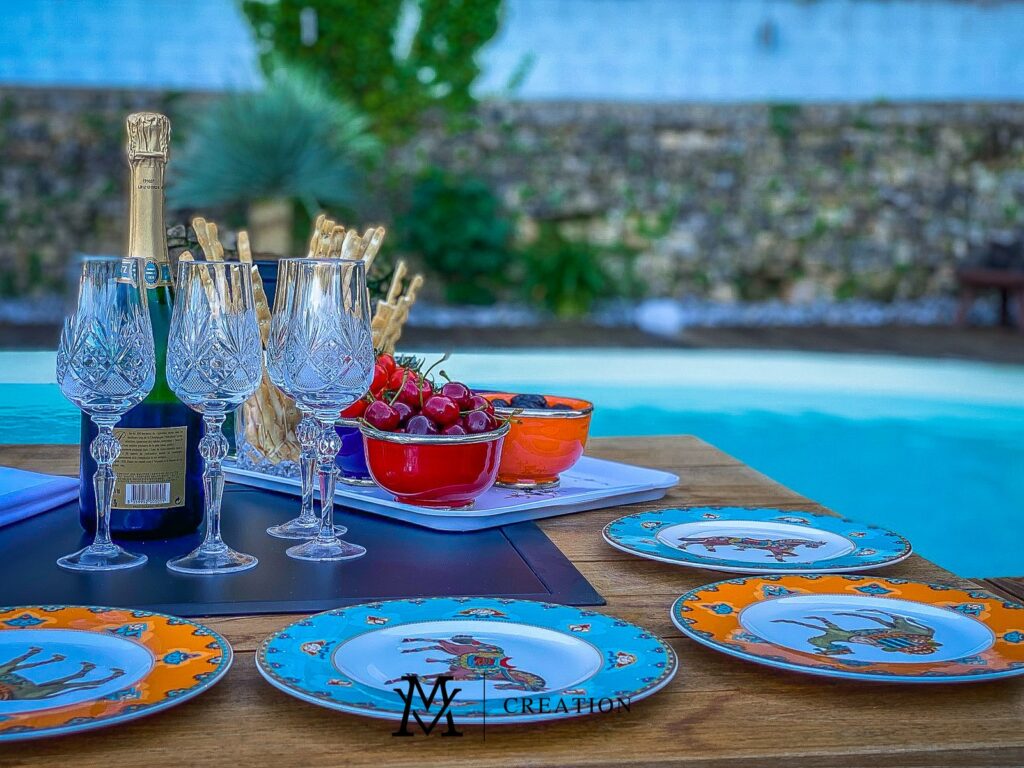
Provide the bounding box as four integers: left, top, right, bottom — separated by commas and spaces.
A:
3, 437, 1023, 768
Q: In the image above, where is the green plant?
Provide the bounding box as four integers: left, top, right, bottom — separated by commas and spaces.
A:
519, 224, 638, 318
769, 103, 802, 142
242, 0, 502, 139
167, 66, 380, 215
398, 170, 513, 304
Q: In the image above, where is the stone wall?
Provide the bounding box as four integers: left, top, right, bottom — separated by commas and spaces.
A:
3, 89, 1024, 308
0, 88, 213, 303
400, 101, 1024, 303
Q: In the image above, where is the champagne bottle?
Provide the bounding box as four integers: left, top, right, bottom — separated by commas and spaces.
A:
79, 112, 204, 538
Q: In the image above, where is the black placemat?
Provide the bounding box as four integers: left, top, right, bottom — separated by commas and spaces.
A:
0, 486, 604, 616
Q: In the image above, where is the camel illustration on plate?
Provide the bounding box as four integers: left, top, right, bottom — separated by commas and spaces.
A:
0, 646, 126, 701
773, 609, 941, 656
677, 535, 827, 562
386, 634, 547, 691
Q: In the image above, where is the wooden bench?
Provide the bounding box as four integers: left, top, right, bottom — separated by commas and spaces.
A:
956, 267, 1024, 331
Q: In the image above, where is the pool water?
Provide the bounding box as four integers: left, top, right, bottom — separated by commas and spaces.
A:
4, 350, 1023, 579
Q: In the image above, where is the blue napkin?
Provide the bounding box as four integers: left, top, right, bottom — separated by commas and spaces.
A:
0, 467, 78, 527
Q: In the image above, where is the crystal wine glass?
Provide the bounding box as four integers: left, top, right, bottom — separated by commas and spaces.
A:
56, 256, 155, 571
166, 261, 264, 574
278, 259, 374, 561
264, 258, 345, 540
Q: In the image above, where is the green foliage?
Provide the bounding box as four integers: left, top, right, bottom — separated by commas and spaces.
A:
398, 170, 512, 304
242, 0, 502, 138
769, 103, 802, 142
519, 224, 640, 318
167, 66, 380, 215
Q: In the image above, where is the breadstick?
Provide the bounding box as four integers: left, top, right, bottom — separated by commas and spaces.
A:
339, 230, 359, 260
386, 260, 407, 304
237, 230, 272, 346
385, 274, 424, 352
205, 221, 224, 261
306, 214, 325, 257
327, 225, 346, 257
362, 226, 386, 273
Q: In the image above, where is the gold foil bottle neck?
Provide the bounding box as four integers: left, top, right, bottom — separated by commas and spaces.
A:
126, 112, 171, 163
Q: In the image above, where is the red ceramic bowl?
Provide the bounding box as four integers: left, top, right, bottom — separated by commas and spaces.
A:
360, 422, 510, 509
482, 392, 593, 489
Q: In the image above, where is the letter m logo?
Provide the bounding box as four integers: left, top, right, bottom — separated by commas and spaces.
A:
392, 674, 463, 737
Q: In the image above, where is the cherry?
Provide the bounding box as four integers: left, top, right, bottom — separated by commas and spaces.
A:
443, 424, 467, 436
463, 410, 494, 434
377, 354, 397, 375
466, 394, 495, 415
388, 368, 411, 390
392, 401, 415, 426
370, 364, 387, 396
340, 398, 367, 419
406, 414, 439, 435
398, 377, 432, 407
422, 395, 460, 426
364, 400, 400, 431
440, 381, 472, 409
396, 378, 421, 406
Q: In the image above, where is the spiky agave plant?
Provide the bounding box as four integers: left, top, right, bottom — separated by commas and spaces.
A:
168, 65, 380, 220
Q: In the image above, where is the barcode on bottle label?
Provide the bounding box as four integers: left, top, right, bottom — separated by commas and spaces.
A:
124, 483, 171, 506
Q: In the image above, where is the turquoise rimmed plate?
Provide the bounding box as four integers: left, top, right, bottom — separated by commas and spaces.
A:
603, 507, 911, 574
256, 597, 677, 725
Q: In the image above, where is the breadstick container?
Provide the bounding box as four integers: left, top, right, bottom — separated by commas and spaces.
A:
227, 222, 419, 480
230, 257, 304, 477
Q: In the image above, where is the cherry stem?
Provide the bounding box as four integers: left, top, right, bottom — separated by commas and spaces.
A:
387, 370, 410, 407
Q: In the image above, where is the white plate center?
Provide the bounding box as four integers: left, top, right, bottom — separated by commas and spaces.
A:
739, 594, 995, 664
0, 629, 155, 714
657, 520, 856, 564
332, 620, 603, 701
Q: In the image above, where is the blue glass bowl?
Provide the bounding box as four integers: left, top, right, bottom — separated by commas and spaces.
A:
335, 418, 373, 486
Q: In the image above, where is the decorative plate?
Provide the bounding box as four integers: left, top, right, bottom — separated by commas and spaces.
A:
0, 605, 232, 741
603, 507, 911, 574
671, 575, 1024, 683
256, 597, 677, 725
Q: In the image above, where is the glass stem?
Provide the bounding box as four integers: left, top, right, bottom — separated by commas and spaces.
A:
90, 416, 121, 551
199, 412, 229, 553
296, 411, 319, 523
315, 416, 341, 544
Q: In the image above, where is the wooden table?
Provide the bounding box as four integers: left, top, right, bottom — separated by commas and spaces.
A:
4, 438, 1024, 767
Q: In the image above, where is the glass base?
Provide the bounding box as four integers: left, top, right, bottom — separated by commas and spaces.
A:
266, 518, 347, 540
57, 543, 147, 572
167, 544, 258, 575
286, 537, 366, 562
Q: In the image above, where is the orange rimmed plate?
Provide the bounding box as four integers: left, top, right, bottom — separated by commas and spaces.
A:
671, 575, 1024, 683
0, 605, 232, 741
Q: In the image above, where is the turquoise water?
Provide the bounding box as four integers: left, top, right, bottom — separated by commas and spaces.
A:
5, 350, 1023, 579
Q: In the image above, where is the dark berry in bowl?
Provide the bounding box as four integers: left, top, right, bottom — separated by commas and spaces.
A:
510, 393, 549, 409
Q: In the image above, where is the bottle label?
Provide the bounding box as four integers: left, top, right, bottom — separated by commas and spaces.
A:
111, 427, 187, 509
116, 259, 138, 287
142, 258, 173, 288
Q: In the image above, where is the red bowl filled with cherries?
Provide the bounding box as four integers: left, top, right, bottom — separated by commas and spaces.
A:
354, 355, 509, 509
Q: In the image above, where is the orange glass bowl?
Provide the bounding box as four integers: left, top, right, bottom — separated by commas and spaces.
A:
483, 393, 593, 489
360, 422, 510, 509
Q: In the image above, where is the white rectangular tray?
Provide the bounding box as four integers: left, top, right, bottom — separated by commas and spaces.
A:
225, 456, 678, 532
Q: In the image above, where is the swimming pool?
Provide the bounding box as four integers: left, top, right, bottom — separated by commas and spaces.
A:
3, 349, 1022, 579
